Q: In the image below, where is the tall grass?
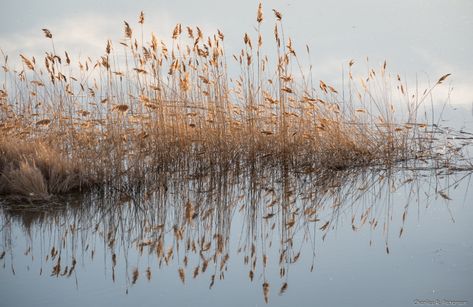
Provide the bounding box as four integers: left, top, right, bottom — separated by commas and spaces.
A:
0, 5, 462, 200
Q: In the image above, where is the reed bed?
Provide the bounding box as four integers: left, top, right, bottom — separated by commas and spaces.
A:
0, 6, 465, 200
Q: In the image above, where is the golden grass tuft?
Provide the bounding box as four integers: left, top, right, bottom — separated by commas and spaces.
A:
2, 160, 49, 200
0, 139, 91, 199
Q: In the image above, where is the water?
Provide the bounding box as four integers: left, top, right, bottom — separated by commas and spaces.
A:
1, 165, 472, 306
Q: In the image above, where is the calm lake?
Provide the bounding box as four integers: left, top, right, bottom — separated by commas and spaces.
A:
1, 154, 473, 306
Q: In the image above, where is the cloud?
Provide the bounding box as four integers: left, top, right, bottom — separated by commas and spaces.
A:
410, 47, 473, 106
0, 10, 220, 64
1, 8, 470, 109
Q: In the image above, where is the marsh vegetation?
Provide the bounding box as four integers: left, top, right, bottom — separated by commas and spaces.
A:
1, 3, 473, 306
1, 6, 470, 201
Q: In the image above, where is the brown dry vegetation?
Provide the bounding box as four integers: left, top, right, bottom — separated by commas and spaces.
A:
0, 6, 460, 200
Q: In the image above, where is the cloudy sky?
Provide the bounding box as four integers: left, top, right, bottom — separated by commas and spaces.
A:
1, 0, 472, 107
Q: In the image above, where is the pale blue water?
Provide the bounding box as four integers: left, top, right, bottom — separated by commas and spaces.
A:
1, 167, 472, 307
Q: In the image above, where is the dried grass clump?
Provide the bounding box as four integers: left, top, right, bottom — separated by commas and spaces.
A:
2, 160, 49, 200
0, 139, 90, 199
0, 5, 463, 200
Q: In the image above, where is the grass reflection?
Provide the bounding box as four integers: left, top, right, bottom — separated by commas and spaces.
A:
1, 160, 471, 302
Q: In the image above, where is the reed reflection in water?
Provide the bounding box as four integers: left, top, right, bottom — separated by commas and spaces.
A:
1, 160, 471, 304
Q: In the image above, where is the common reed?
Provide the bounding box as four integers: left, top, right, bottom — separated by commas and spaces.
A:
0, 5, 469, 200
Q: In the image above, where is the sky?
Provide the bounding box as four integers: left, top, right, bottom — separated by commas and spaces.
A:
1, 0, 472, 107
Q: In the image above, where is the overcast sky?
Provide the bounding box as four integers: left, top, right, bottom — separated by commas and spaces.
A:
1, 0, 472, 106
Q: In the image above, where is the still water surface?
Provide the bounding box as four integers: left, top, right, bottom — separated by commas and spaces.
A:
1, 163, 472, 307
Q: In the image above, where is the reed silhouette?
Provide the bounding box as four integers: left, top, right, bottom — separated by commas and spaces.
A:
1, 5, 469, 200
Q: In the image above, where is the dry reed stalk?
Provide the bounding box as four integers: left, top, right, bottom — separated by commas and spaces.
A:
0, 4, 465, 201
